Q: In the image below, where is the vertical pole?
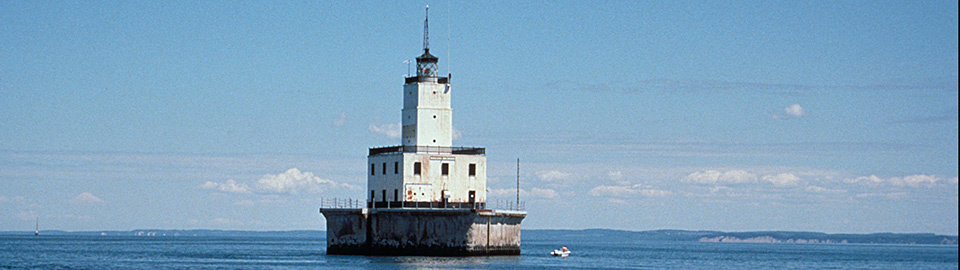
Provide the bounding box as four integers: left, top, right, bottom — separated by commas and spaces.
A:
516, 158, 520, 211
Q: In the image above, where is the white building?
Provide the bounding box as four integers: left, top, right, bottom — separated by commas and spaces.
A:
366, 43, 486, 209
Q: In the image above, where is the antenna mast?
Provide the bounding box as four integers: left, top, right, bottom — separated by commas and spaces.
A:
423, 5, 430, 51
516, 158, 520, 211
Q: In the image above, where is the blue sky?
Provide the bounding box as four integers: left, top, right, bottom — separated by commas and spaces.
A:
1, 1, 957, 234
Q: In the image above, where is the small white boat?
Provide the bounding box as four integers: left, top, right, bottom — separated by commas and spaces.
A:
550, 246, 570, 257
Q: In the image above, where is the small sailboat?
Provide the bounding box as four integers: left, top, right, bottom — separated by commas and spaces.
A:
34, 218, 39, 236
550, 246, 570, 257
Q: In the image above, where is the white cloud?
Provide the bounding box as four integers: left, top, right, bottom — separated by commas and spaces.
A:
762, 173, 801, 186
199, 168, 360, 195
588, 184, 672, 198
723, 170, 759, 183
844, 175, 885, 185
856, 192, 907, 199
255, 168, 338, 194
889, 174, 939, 187
70, 192, 104, 204
772, 104, 805, 120
536, 170, 571, 181
951, 176, 958, 185
452, 127, 462, 141
333, 112, 347, 126
368, 122, 401, 138
805, 185, 845, 194
198, 179, 251, 194
589, 185, 637, 197
685, 170, 721, 184
638, 189, 673, 197
489, 188, 559, 199
784, 104, 805, 118
845, 174, 941, 187
528, 188, 558, 199
684, 170, 756, 185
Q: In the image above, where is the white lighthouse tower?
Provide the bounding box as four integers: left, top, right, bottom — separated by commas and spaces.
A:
367, 6, 486, 208
320, 6, 523, 256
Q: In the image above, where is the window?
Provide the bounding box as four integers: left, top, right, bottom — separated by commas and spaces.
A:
441, 163, 449, 176
371, 164, 375, 175
382, 163, 386, 175
394, 162, 399, 174
414, 162, 421, 175
371, 190, 375, 201
469, 164, 476, 176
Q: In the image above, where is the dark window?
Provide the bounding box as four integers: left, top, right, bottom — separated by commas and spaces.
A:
371, 164, 375, 175
382, 190, 387, 202
442, 163, 449, 176
382, 163, 386, 175
394, 162, 399, 174
371, 190, 375, 201
414, 162, 421, 175
469, 164, 477, 176
394, 189, 398, 202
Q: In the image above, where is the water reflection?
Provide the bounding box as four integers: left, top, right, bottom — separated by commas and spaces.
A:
364, 255, 522, 270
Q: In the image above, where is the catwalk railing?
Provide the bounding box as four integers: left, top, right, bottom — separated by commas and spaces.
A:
368, 145, 485, 156
319, 198, 364, 209
320, 198, 524, 211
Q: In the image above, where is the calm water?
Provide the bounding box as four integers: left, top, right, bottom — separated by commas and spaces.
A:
1, 231, 956, 269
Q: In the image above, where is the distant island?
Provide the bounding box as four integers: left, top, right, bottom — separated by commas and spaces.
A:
3, 229, 956, 245
538, 229, 958, 245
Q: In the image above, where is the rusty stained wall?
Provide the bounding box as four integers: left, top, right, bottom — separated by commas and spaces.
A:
368, 151, 486, 203
320, 209, 524, 256
402, 152, 486, 203
322, 209, 366, 248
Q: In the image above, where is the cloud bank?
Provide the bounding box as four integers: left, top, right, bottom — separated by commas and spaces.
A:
198, 179, 251, 194
489, 188, 559, 199
772, 104, 805, 120
369, 123, 401, 138
588, 184, 672, 198
684, 170, 757, 184
198, 168, 359, 195
70, 192, 104, 204
844, 174, 941, 187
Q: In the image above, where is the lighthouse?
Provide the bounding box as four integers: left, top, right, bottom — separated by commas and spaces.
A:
319, 6, 525, 256
367, 6, 486, 209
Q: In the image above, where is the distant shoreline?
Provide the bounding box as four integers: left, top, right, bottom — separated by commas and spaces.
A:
2, 229, 956, 245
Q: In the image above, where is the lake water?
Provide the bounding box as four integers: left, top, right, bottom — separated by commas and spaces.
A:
1, 231, 956, 269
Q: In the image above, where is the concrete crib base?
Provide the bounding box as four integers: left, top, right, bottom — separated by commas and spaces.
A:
319, 208, 525, 256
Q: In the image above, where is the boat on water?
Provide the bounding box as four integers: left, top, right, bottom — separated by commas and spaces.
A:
34, 218, 39, 236
550, 246, 570, 257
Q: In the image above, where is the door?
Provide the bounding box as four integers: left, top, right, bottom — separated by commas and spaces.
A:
468, 190, 476, 204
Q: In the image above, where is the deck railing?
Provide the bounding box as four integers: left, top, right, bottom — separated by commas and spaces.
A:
368, 201, 486, 210
319, 198, 364, 209
490, 200, 526, 211
320, 198, 523, 211
369, 145, 485, 156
